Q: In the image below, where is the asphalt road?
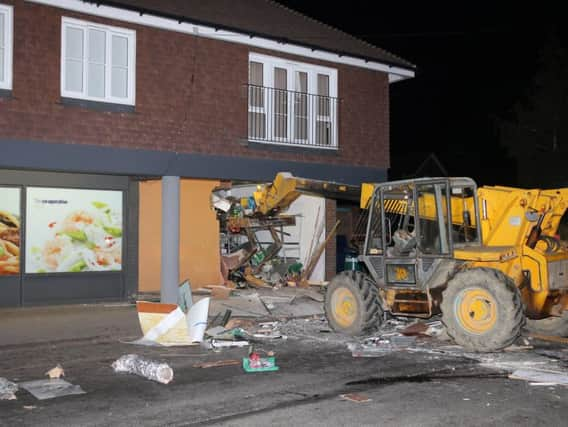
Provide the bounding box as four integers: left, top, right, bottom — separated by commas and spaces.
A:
1, 325, 568, 426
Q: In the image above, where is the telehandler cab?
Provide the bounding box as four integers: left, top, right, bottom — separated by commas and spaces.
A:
324, 177, 568, 352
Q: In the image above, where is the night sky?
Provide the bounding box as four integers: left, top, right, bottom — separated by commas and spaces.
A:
275, 1, 566, 187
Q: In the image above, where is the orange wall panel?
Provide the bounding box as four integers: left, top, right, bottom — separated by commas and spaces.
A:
139, 179, 222, 292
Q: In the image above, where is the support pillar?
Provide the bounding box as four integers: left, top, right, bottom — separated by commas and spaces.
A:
161, 176, 180, 303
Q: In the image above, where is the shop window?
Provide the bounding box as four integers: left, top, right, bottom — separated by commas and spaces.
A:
25, 187, 123, 273
0, 4, 13, 91
0, 187, 20, 275
61, 17, 136, 105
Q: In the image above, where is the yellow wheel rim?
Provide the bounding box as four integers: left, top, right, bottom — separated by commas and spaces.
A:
331, 287, 358, 328
455, 288, 497, 335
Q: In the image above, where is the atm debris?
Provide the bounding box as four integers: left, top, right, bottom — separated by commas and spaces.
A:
0, 378, 18, 400
45, 364, 65, 379
18, 379, 86, 400
112, 354, 174, 384
340, 393, 371, 403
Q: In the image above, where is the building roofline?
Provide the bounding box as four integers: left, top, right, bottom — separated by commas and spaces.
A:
94, 0, 415, 71
27, 0, 415, 81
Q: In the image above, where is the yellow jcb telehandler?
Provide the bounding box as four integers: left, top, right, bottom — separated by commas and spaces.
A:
324, 177, 568, 352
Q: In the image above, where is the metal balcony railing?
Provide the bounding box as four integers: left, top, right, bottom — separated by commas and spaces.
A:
247, 84, 338, 149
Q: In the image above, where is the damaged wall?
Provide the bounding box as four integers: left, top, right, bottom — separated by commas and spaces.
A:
225, 185, 326, 282
139, 179, 223, 292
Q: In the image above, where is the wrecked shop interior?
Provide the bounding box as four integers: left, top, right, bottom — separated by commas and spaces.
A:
137, 178, 363, 295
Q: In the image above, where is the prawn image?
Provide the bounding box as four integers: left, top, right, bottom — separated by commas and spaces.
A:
60, 211, 95, 233
41, 236, 73, 271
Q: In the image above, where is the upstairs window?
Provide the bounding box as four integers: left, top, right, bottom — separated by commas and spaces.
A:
0, 4, 13, 91
248, 53, 338, 149
61, 17, 136, 105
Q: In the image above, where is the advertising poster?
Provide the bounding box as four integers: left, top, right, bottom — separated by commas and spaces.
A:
26, 187, 123, 273
0, 188, 21, 276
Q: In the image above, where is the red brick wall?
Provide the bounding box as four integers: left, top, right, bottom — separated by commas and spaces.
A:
325, 199, 337, 280
0, 0, 389, 170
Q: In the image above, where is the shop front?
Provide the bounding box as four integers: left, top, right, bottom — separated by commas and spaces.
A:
0, 169, 137, 307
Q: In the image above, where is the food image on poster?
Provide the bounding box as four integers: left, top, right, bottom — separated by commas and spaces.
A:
26, 187, 123, 273
0, 188, 21, 275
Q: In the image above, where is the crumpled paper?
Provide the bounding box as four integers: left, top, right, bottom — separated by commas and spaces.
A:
45, 364, 65, 379
0, 377, 18, 400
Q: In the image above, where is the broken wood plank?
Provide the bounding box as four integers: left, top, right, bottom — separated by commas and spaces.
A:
528, 333, 568, 345
308, 280, 329, 287
340, 393, 371, 403
192, 360, 240, 369
301, 220, 341, 281
206, 286, 233, 299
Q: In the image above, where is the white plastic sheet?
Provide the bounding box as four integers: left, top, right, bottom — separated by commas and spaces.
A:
18, 379, 85, 400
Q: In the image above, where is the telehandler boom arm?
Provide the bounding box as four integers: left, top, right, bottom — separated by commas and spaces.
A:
252, 172, 360, 216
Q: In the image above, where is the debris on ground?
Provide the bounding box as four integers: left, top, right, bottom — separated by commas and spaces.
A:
45, 364, 65, 379
200, 317, 287, 351
192, 360, 241, 368
0, 377, 18, 400
527, 333, 568, 345
18, 379, 86, 400
224, 318, 257, 330
509, 369, 568, 386
401, 320, 445, 337
206, 286, 234, 299
112, 354, 174, 384
242, 350, 279, 373
504, 344, 534, 352
133, 296, 210, 346
400, 322, 429, 336
340, 393, 371, 403
208, 309, 232, 329
348, 335, 417, 357
204, 339, 250, 350
177, 279, 193, 312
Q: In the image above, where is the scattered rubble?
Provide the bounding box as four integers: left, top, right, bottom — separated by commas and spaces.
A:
509, 369, 568, 386
45, 364, 65, 379
18, 379, 85, 400
0, 378, 18, 400
192, 360, 240, 369
340, 393, 371, 403
112, 354, 174, 384
243, 350, 279, 373
348, 335, 417, 357
132, 281, 211, 346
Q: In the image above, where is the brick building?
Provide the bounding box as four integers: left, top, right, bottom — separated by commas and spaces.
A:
0, 0, 414, 306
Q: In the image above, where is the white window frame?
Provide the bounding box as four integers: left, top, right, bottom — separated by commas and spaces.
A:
61, 17, 136, 105
249, 53, 338, 149
0, 3, 13, 90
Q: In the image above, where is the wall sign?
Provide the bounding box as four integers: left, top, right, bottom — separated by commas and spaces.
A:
26, 187, 123, 273
0, 188, 21, 275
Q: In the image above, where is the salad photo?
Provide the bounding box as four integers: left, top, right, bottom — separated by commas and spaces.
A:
26, 188, 123, 273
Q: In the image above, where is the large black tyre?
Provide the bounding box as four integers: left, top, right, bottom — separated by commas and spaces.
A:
324, 271, 382, 336
525, 314, 568, 337
441, 268, 524, 352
